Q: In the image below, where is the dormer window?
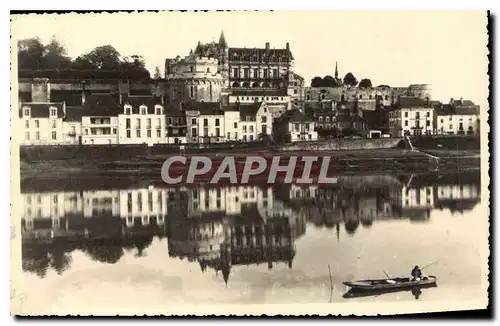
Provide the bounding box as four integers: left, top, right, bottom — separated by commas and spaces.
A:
49, 107, 57, 117
124, 105, 132, 115
155, 105, 163, 115
140, 106, 147, 115
23, 106, 30, 117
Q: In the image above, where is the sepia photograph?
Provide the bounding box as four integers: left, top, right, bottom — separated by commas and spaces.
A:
9, 10, 490, 316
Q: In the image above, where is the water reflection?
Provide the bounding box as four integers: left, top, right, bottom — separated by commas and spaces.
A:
20, 171, 480, 281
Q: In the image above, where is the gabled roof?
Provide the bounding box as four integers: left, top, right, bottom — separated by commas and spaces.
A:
82, 94, 122, 117
236, 102, 264, 119
228, 46, 293, 62
122, 95, 163, 114
19, 102, 65, 119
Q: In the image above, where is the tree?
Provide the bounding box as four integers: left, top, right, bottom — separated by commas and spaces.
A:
311, 76, 324, 87
358, 78, 372, 88
153, 66, 162, 79
343, 72, 358, 87
84, 45, 121, 69
323, 75, 339, 87
17, 37, 45, 70
43, 36, 72, 69
71, 55, 94, 70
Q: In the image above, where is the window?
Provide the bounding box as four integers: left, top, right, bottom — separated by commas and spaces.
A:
235, 132, 238, 139
156, 107, 162, 115
261, 125, 267, 134
147, 118, 151, 129
85, 129, 89, 135
51, 131, 56, 140
35, 120, 39, 128
125, 107, 131, 115
126, 130, 131, 138
441, 119, 444, 123
404, 120, 408, 126
250, 135, 254, 141
24, 120, 29, 128
243, 125, 247, 133
404, 112, 408, 118
215, 128, 220, 137
449, 124, 453, 129
249, 125, 254, 133
318, 117, 323, 122
233, 122, 238, 128
125, 118, 131, 129
191, 118, 196, 125
23, 107, 30, 117
25, 132, 29, 140
426, 112, 430, 117
157, 129, 161, 137
203, 118, 208, 127
426, 121, 430, 126
137, 129, 141, 137
35, 131, 40, 140
51, 120, 57, 128
190, 86, 194, 98
227, 132, 230, 139
261, 116, 267, 123
295, 123, 300, 131
50, 107, 57, 116
215, 118, 220, 126
192, 128, 197, 137
190, 66, 194, 73
147, 129, 151, 138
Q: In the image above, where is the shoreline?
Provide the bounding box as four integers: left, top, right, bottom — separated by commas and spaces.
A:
20, 149, 480, 180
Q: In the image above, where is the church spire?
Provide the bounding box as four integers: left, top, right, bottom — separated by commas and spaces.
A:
335, 61, 339, 80
219, 30, 227, 48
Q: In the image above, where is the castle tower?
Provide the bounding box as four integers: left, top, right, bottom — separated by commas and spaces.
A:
218, 30, 229, 87
335, 62, 339, 80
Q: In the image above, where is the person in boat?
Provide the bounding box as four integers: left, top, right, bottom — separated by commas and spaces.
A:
411, 265, 423, 281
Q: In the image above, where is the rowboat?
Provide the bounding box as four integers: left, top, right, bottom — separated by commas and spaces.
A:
343, 283, 437, 299
343, 275, 437, 291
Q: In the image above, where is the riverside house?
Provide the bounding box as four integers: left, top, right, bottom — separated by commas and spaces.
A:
388, 96, 434, 137
274, 109, 318, 143
19, 102, 66, 146
118, 96, 166, 146
81, 94, 120, 145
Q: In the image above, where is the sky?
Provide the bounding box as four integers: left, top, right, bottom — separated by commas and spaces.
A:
10, 11, 489, 107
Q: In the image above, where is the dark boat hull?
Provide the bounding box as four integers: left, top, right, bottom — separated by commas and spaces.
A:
343, 283, 438, 299
343, 275, 437, 291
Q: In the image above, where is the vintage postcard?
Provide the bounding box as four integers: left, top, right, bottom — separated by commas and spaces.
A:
10, 11, 490, 316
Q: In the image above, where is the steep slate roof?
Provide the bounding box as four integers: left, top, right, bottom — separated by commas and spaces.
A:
183, 101, 224, 115
230, 89, 288, 96
19, 102, 65, 119
64, 106, 84, 122
435, 103, 479, 116
82, 94, 122, 117
278, 109, 313, 123
122, 95, 163, 114
397, 96, 430, 109
229, 46, 293, 62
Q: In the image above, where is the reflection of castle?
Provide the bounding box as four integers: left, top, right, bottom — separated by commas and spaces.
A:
20, 172, 481, 278
166, 185, 305, 285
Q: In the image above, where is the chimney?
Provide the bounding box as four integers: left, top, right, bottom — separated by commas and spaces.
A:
286, 42, 289, 51
265, 42, 270, 50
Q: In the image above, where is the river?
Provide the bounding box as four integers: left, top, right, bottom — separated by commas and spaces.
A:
13, 170, 489, 314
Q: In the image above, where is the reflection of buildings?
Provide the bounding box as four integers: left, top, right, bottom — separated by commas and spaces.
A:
21, 172, 481, 279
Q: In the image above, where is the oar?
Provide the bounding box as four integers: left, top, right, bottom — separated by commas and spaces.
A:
421, 260, 440, 271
